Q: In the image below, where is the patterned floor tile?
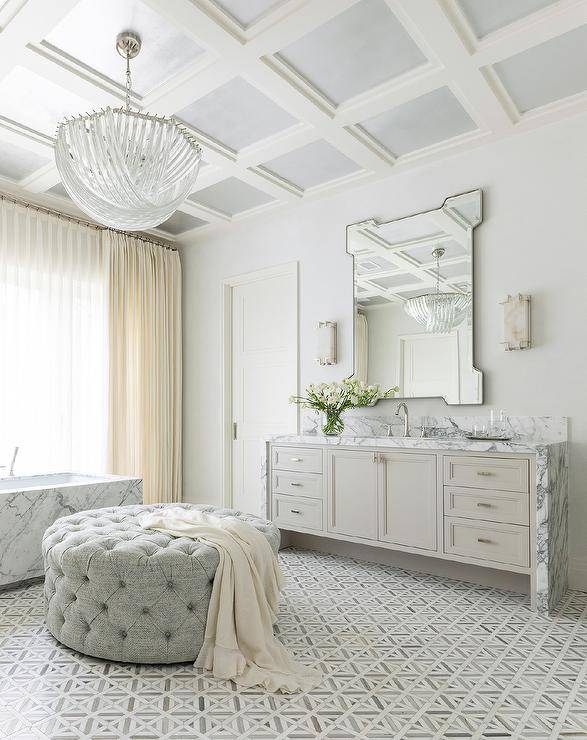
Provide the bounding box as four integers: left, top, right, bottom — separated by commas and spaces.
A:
1, 548, 587, 739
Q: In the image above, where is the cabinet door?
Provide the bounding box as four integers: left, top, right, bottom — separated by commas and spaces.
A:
378, 452, 437, 551
327, 449, 378, 540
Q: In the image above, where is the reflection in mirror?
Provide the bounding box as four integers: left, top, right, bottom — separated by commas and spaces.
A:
348, 190, 483, 405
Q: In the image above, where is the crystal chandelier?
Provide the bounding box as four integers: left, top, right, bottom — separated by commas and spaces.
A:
404, 247, 471, 333
55, 32, 202, 231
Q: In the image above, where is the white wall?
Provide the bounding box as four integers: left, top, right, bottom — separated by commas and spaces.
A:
180, 113, 587, 589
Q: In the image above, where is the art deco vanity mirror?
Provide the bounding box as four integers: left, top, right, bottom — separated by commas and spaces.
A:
347, 190, 483, 404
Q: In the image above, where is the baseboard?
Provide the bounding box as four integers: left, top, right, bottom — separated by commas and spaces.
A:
569, 558, 587, 592
285, 531, 530, 595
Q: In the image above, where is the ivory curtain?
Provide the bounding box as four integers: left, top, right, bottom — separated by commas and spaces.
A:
105, 231, 182, 504
0, 198, 182, 504
0, 200, 108, 474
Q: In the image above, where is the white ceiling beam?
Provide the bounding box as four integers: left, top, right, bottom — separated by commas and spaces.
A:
428, 210, 469, 250
177, 198, 230, 224
236, 124, 319, 168
335, 65, 448, 126
19, 162, 61, 192
142, 57, 236, 114
0, 119, 53, 156
246, 0, 361, 57
23, 44, 125, 108
471, 0, 587, 67
142, 0, 393, 175
389, 0, 515, 132
0, 0, 79, 79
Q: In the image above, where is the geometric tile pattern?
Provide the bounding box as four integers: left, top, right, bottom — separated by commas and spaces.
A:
1, 548, 586, 739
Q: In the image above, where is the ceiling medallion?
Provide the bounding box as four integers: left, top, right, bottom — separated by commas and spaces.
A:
403, 247, 472, 333
55, 32, 202, 231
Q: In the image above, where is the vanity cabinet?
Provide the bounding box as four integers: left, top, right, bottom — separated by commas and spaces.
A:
378, 451, 437, 551
326, 449, 378, 540
266, 432, 567, 615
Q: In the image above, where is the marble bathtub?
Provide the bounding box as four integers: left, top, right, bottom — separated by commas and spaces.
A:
0, 473, 143, 588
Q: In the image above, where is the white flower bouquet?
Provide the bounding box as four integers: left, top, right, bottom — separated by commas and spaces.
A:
290, 378, 398, 436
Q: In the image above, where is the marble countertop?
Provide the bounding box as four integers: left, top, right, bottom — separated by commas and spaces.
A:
266, 433, 559, 454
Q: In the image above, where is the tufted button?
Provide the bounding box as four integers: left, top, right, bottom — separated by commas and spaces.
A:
187, 603, 194, 611
142, 607, 149, 615
102, 603, 108, 611
120, 629, 127, 639
119, 580, 126, 588
167, 581, 174, 589
165, 631, 171, 639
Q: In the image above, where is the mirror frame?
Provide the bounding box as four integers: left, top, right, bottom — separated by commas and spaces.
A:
347, 189, 483, 405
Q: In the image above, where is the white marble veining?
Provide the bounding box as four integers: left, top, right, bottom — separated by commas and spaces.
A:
0, 473, 143, 588
268, 432, 550, 455
263, 415, 568, 615
301, 410, 567, 446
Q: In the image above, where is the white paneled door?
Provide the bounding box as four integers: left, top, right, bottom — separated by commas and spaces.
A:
228, 263, 298, 515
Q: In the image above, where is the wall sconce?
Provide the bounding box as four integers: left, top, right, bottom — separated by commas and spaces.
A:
316, 321, 337, 365
501, 294, 531, 351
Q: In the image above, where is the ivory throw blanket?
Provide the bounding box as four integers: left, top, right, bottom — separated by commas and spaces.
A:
139, 508, 321, 693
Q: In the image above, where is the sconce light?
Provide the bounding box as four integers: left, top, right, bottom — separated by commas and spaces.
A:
316, 321, 337, 365
501, 294, 531, 351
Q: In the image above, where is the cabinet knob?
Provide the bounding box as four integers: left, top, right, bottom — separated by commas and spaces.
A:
290, 509, 301, 514
477, 537, 492, 544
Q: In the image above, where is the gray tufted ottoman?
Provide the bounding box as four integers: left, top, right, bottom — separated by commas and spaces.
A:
42, 503, 280, 664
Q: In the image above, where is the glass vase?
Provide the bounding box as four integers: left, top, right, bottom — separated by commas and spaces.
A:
322, 409, 344, 436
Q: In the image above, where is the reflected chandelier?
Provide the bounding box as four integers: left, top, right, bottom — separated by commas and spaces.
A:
55, 32, 202, 231
403, 247, 471, 333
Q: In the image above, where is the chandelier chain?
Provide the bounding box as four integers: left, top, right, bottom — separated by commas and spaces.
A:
125, 51, 132, 112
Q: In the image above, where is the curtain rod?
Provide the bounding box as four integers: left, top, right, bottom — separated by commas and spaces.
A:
0, 191, 178, 252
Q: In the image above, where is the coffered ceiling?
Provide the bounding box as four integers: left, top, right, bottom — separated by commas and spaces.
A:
0, 0, 585, 244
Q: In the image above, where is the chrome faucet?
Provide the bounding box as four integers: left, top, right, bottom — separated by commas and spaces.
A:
8, 446, 18, 476
395, 403, 410, 437
382, 423, 394, 437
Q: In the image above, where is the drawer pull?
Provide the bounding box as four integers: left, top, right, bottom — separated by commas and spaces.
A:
290, 509, 301, 514
290, 457, 302, 462
477, 502, 492, 508
290, 482, 302, 487
477, 537, 493, 544
477, 471, 493, 477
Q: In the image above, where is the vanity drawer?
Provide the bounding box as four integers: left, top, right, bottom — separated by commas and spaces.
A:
272, 470, 324, 499
444, 517, 529, 567
444, 487, 529, 525
444, 456, 529, 493
272, 446, 323, 474
272, 494, 323, 531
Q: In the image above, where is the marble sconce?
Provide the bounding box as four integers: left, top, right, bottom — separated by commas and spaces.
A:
316, 321, 337, 365
501, 294, 531, 351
